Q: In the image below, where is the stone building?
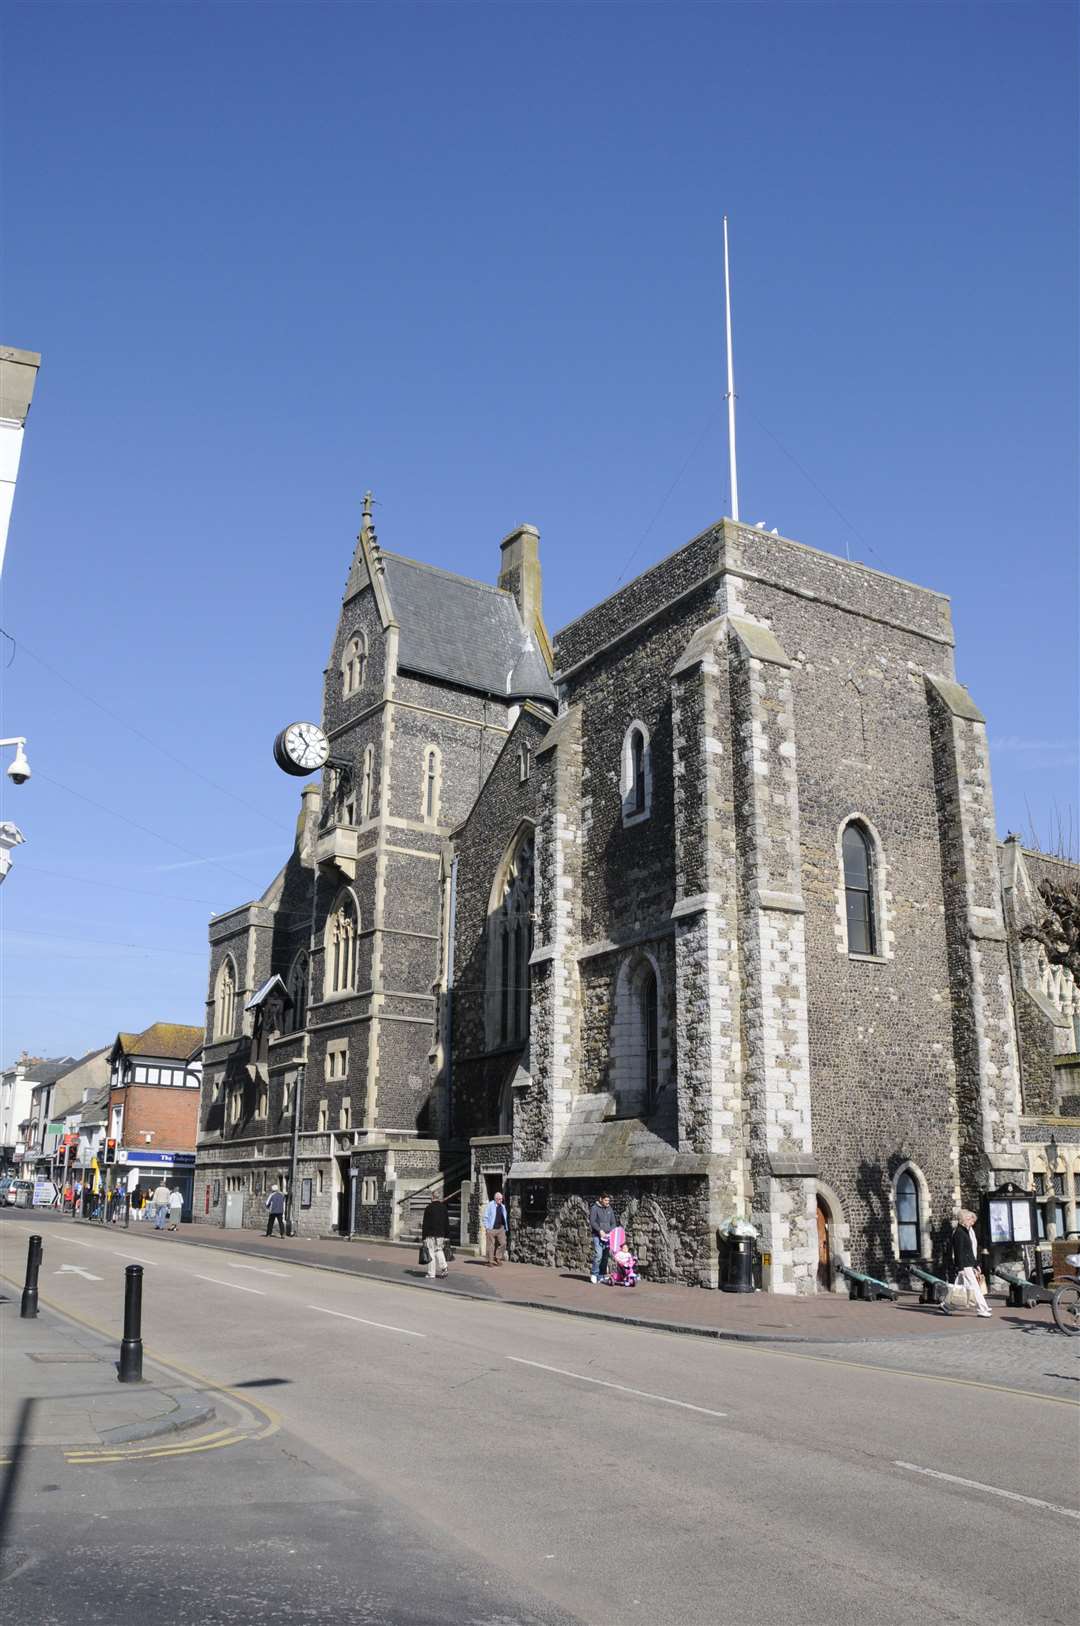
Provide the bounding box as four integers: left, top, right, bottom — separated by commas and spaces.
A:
195, 503, 1080, 1290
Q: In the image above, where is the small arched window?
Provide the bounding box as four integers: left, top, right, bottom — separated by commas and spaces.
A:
360, 745, 374, 820
342, 633, 367, 697
215, 958, 237, 1040
519, 742, 531, 784
423, 748, 440, 824
842, 823, 876, 956
621, 721, 652, 824
326, 894, 359, 996
631, 730, 646, 814
286, 952, 309, 1033
896, 1169, 920, 1256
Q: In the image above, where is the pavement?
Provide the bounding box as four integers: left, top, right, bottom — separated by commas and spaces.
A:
3, 1211, 1077, 1625
70, 1209, 1064, 1344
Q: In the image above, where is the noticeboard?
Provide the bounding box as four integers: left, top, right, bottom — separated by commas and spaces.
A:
982, 1183, 1037, 1246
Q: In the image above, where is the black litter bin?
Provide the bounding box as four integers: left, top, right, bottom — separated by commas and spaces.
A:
721, 1233, 756, 1293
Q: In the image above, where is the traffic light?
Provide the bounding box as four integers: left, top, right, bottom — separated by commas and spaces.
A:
104, 1138, 117, 1165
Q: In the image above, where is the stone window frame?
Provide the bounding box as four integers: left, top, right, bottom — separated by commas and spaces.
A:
228, 1086, 242, 1126
255, 1084, 268, 1120
214, 955, 239, 1039
609, 947, 670, 1119
518, 741, 532, 783
361, 1175, 378, 1206
484, 820, 536, 1052
325, 1038, 349, 1082
342, 630, 367, 697
339, 1096, 352, 1131
888, 1160, 933, 1261
323, 886, 361, 999
422, 744, 443, 825
317, 1098, 329, 1133
814, 1181, 852, 1294
620, 719, 653, 828
281, 1069, 296, 1118
833, 814, 893, 962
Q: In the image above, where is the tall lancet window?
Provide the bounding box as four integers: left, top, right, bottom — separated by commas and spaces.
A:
842, 823, 876, 956
342, 633, 367, 697
326, 892, 359, 996
490, 831, 534, 1048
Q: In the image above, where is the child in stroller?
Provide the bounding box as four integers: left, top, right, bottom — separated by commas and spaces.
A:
603, 1226, 638, 1287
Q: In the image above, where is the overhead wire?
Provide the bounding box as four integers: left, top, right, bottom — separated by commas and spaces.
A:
0, 624, 294, 834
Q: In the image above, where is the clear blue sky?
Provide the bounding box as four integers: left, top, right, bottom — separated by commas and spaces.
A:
1, 2, 1076, 1060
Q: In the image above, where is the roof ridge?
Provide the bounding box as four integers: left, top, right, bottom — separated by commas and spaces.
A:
381, 551, 516, 601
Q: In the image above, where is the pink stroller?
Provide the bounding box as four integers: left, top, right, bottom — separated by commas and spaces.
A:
603, 1226, 638, 1287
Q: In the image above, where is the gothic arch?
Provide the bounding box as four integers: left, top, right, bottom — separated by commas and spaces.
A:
834, 812, 892, 960
214, 955, 238, 1040
620, 719, 652, 826
813, 1180, 852, 1294
889, 1160, 932, 1261
323, 886, 361, 998
485, 821, 536, 1050
610, 948, 667, 1116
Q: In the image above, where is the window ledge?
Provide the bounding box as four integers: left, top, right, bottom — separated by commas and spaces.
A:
621, 810, 651, 830
847, 952, 888, 965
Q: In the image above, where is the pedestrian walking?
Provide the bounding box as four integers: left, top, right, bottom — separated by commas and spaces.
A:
481, 1190, 509, 1266
130, 1185, 143, 1221
167, 1186, 184, 1230
265, 1183, 287, 1238
941, 1208, 992, 1317
420, 1195, 450, 1279
151, 1182, 172, 1231
589, 1192, 617, 1284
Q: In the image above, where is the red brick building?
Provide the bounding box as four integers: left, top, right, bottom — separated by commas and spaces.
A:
107, 1023, 203, 1218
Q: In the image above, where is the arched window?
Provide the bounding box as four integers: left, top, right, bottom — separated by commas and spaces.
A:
326, 893, 359, 996
214, 957, 237, 1040
360, 745, 374, 820
895, 1169, 920, 1256
488, 830, 534, 1048
641, 963, 659, 1112
611, 952, 665, 1116
842, 823, 876, 956
423, 747, 441, 824
342, 633, 367, 697
518, 742, 531, 783
286, 952, 309, 1033
620, 721, 652, 825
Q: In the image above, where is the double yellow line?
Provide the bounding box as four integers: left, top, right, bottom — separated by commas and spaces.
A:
65, 1424, 251, 1465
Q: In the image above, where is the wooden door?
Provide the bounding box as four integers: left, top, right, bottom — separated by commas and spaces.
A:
816, 1198, 831, 1290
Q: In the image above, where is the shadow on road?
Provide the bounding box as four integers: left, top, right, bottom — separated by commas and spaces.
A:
0, 1397, 35, 1557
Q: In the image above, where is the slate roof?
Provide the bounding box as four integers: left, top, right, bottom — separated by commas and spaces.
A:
23, 1057, 76, 1087
117, 1023, 204, 1061
380, 553, 556, 703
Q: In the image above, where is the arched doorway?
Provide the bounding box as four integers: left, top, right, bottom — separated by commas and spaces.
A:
816, 1197, 832, 1290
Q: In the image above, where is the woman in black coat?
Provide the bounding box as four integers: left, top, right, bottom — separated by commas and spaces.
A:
943, 1209, 991, 1317
421, 1198, 450, 1280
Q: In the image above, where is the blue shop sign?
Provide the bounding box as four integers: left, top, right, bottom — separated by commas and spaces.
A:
126, 1150, 196, 1166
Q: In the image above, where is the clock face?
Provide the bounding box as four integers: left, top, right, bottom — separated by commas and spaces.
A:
274, 722, 330, 776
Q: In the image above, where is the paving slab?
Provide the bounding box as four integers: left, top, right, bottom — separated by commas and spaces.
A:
0, 1298, 216, 1454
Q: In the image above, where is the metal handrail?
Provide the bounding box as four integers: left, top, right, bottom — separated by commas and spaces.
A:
393, 1161, 469, 1212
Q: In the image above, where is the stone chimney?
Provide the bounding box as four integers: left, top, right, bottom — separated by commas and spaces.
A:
498, 524, 552, 668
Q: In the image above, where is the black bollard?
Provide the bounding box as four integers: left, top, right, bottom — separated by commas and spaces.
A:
20, 1234, 42, 1319
118, 1264, 144, 1383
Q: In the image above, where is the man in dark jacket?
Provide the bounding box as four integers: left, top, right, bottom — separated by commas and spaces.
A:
421, 1197, 450, 1279
589, 1193, 617, 1283
265, 1184, 287, 1238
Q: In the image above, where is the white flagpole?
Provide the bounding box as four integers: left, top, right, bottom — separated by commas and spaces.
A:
723, 214, 739, 522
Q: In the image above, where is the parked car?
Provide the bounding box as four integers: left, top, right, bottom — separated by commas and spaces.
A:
9, 1179, 34, 1208
0, 1176, 14, 1204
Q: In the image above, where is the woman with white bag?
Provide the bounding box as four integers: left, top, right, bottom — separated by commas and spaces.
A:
940, 1209, 992, 1317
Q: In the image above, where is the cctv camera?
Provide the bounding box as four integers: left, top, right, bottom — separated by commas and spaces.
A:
6, 744, 30, 786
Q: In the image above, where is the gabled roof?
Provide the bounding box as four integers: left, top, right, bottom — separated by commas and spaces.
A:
116, 1023, 204, 1061
24, 1057, 76, 1088
245, 975, 289, 1012
380, 552, 556, 704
